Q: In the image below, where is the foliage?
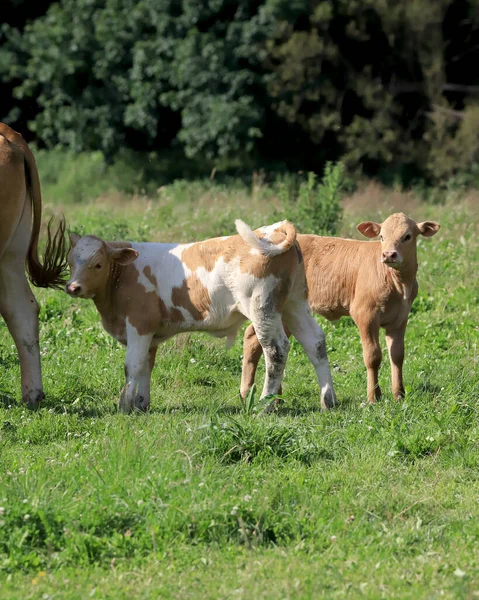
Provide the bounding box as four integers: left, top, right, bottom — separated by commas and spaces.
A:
426, 104, 479, 182
277, 163, 345, 235
34, 146, 208, 203
2, 0, 479, 179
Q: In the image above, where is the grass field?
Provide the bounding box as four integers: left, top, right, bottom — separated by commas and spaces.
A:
1, 179, 479, 598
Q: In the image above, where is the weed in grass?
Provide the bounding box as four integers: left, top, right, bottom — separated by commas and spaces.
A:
201, 413, 332, 466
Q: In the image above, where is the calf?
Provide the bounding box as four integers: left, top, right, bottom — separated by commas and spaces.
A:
65, 220, 336, 412
0, 123, 67, 408
241, 213, 440, 404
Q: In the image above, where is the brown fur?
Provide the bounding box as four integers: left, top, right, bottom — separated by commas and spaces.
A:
171, 276, 211, 321
242, 213, 440, 403
0, 123, 67, 288
0, 123, 68, 407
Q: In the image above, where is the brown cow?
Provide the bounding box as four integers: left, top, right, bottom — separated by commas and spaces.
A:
0, 123, 67, 407
241, 213, 440, 404
65, 220, 336, 412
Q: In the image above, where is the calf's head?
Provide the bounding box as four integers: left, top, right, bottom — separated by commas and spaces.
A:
66, 234, 138, 299
357, 213, 440, 270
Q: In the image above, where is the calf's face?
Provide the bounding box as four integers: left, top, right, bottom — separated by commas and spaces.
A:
66, 234, 138, 299
357, 213, 440, 270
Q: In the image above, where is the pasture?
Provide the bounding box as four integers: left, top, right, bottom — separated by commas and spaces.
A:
0, 179, 479, 599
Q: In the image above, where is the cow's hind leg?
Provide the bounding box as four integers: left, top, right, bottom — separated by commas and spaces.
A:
283, 304, 336, 409
250, 312, 289, 405
241, 322, 292, 399
120, 321, 153, 413
240, 323, 264, 399
0, 260, 43, 408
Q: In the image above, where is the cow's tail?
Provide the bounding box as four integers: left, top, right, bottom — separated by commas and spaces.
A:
235, 219, 296, 257
23, 147, 68, 289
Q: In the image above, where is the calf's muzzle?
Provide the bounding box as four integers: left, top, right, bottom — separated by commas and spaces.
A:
66, 281, 82, 296
381, 251, 399, 265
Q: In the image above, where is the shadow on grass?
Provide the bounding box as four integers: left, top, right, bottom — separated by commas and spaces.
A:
414, 380, 443, 397
149, 404, 244, 416
0, 391, 16, 408
18, 391, 370, 419
0, 354, 18, 370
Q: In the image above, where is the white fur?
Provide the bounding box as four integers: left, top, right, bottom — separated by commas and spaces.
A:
235, 219, 291, 257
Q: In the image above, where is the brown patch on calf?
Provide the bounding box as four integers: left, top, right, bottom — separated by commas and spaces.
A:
181, 238, 230, 272
143, 265, 157, 287
144, 264, 210, 322
141, 267, 186, 324
171, 275, 211, 321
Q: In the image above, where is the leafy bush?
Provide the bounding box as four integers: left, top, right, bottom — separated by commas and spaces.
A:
277, 162, 345, 235
426, 104, 479, 183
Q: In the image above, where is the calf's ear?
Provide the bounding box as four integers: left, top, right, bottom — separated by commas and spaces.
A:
69, 233, 81, 247
357, 221, 381, 238
110, 247, 139, 266
417, 221, 440, 237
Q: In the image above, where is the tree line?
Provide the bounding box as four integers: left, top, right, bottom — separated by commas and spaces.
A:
2, 0, 479, 181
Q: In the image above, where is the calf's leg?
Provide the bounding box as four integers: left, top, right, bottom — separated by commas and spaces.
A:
240, 323, 292, 399
240, 323, 264, 399
135, 347, 158, 411
354, 314, 382, 403
120, 321, 153, 413
283, 305, 336, 409
385, 323, 406, 400
249, 313, 290, 401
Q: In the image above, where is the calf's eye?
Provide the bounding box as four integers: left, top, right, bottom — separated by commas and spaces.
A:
403, 234, 411, 242
95, 263, 102, 270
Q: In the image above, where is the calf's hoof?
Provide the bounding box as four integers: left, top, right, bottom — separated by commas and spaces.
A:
23, 390, 44, 410
321, 387, 336, 410
257, 397, 284, 417
134, 396, 150, 413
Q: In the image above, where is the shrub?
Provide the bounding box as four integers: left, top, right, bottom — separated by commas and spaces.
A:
277, 162, 345, 235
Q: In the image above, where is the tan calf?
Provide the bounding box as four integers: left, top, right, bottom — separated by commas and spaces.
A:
241, 213, 440, 404
0, 123, 67, 407
65, 220, 336, 412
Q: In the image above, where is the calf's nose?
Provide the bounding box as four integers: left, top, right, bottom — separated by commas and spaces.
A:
382, 251, 398, 262
66, 281, 82, 296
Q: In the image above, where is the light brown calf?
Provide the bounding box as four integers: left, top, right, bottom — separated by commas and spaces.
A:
0, 123, 67, 407
241, 213, 440, 404
65, 220, 336, 412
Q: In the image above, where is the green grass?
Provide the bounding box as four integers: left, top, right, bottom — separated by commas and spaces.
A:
1, 181, 479, 598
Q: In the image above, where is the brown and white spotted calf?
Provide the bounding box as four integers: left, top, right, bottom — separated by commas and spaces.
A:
65, 220, 336, 412
241, 213, 440, 404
